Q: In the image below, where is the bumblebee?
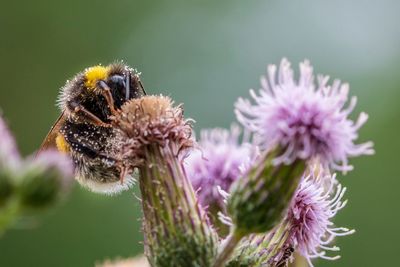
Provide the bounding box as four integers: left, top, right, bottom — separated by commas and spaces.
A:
39, 63, 146, 194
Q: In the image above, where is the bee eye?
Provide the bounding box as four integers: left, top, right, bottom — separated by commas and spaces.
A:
108, 75, 125, 89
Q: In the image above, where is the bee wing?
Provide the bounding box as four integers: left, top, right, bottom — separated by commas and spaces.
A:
38, 111, 67, 153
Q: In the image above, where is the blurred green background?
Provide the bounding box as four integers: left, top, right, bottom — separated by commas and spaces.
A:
0, 0, 398, 266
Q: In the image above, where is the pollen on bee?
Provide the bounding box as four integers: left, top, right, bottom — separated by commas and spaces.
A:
84, 65, 109, 89
56, 134, 70, 153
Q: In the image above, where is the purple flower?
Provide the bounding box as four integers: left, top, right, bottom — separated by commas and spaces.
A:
184, 125, 257, 209
30, 149, 74, 189
285, 170, 354, 266
235, 58, 374, 173
0, 114, 73, 180
0, 114, 73, 207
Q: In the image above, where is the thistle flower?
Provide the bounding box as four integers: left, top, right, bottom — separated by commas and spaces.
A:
224, 169, 353, 267
227, 58, 374, 235
113, 95, 217, 267
282, 171, 354, 266
235, 58, 374, 172
19, 150, 74, 208
115, 95, 193, 160
215, 59, 373, 267
184, 125, 257, 211
0, 114, 73, 233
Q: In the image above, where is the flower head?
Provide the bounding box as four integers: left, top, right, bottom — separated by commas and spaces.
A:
30, 149, 74, 187
20, 150, 74, 208
184, 125, 257, 209
235, 58, 374, 173
114, 95, 194, 165
224, 169, 353, 267
285, 170, 354, 266
0, 114, 74, 211
113, 95, 218, 267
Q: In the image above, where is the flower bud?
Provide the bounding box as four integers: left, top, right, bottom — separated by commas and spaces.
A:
228, 148, 305, 236
19, 150, 73, 209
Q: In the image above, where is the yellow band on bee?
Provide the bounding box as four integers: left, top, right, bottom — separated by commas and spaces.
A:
56, 134, 70, 153
84, 65, 109, 89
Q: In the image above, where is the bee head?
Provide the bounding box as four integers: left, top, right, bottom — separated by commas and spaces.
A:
107, 73, 130, 100
83, 64, 138, 101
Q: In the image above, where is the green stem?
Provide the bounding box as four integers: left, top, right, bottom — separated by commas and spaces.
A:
139, 144, 218, 267
0, 197, 21, 236
212, 229, 244, 267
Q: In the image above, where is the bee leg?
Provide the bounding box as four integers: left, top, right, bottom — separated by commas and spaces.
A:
118, 165, 129, 184
68, 138, 129, 183
68, 100, 111, 127
98, 80, 119, 115
95, 152, 129, 184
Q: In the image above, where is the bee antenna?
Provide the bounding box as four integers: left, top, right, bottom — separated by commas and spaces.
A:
125, 70, 131, 100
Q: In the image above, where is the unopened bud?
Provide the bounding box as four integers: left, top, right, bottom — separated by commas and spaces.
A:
228, 148, 305, 236
19, 150, 73, 209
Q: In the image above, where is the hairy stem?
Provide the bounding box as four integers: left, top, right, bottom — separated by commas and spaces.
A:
139, 144, 217, 267
212, 230, 244, 267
